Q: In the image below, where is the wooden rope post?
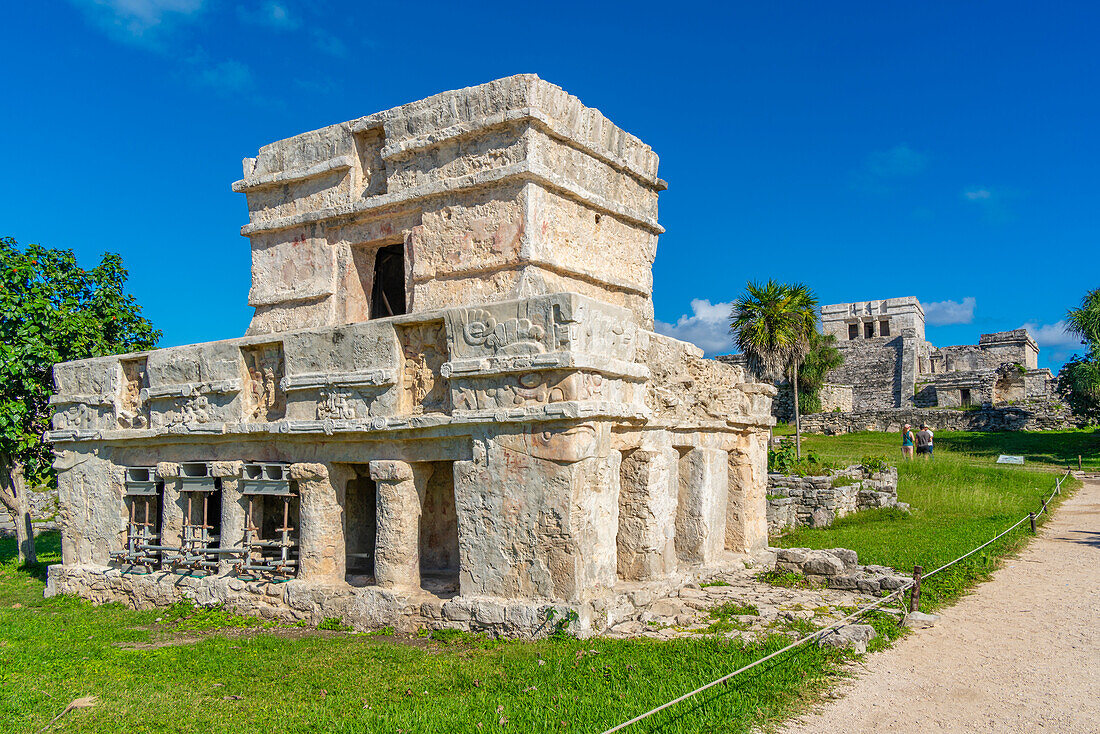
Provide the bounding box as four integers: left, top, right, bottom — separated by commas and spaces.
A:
1029, 512, 1036, 534
909, 565, 923, 613
1042, 497, 1048, 515
1079, 455, 1083, 470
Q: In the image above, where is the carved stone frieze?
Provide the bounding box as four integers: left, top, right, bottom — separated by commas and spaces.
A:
398, 322, 449, 414
317, 387, 357, 420
52, 402, 102, 431
243, 343, 285, 421
452, 370, 606, 411
117, 358, 149, 429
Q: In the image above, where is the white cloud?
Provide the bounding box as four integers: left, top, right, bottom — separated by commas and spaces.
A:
70, 0, 205, 44
866, 145, 928, 178
964, 188, 992, 200
923, 297, 976, 325
654, 299, 734, 355
1021, 320, 1084, 351
238, 2, 299, 29
196, 58, 253, 92
311, 29, 349, 57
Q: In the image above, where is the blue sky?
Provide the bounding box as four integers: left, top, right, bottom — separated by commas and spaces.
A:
2, 1, 1096, 371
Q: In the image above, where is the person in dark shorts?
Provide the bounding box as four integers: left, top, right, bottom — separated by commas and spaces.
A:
915, 423, 934, 457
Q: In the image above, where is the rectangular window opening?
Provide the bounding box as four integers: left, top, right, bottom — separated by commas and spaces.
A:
880, 320, 891, 337
241, 463, 298, 578
848, 323, 859, 340
118, 467, 162, 569
420, 461, 459, 597
864, 322, 876, 339
344, 467, 377, 586
370, 243, 406, 319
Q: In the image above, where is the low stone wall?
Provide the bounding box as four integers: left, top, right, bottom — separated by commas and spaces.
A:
767, 465, 903, 535
0, 487, 59, 537
800, 400, 1079, 435
774, 547, 910, 595
770, 382, 853, 422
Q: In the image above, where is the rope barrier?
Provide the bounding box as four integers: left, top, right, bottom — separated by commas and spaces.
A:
599, 469, 1073, 734
599, 585, 911, 734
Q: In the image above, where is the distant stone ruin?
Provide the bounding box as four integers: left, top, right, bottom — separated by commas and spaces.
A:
45, 76, 776, 636
724, 297, 1075, 433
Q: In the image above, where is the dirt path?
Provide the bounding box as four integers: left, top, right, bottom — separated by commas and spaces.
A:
782, 475, 1100, 734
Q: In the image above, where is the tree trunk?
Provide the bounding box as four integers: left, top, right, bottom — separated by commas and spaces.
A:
0, 455, 37, 565
792, 363, 802, 459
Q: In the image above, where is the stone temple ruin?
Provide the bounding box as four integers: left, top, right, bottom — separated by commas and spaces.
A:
728, 297, 1073, 433
44, 75, 776, 636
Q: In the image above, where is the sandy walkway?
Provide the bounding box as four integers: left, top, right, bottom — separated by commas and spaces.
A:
782, 475, 1100, 734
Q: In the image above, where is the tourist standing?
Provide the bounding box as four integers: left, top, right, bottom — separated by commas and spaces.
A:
901, 423, 915, 460
916, 423, 934, 458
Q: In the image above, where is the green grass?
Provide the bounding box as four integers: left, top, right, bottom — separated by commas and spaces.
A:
1, 535, 864, 733
3, 428, 1090, 732
799, 428, 1099, 471
776, 430, 1092, 609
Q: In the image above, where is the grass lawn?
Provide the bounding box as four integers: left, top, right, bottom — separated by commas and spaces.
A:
776, 429, 1093, 609
1, 534, 896, 734
2, 428, 1091, 732
799, 428, 1100, 472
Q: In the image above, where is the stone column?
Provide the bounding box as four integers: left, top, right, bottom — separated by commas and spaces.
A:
211, 461, 244, 574
156, 462, 183, 551
617, 445, 679, 580
674, 446, 729, 567
370, 460, 432, 591
725, 432, 769, 554
289, 463, 343, 584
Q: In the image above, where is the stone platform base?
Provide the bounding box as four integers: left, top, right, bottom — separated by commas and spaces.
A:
45, 554, 768, 638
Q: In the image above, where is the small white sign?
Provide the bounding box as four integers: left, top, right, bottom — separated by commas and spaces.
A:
996, 455, 1026, 465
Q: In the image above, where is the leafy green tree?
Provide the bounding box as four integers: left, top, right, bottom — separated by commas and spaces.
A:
0, 238, 160, 564
1060, 287, 1100, 422
730, 280, 818, 457
794, 330, 844, 414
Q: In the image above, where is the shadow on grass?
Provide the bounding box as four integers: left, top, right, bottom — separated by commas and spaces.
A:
943, 429, 1100, 468
0, 530, 61, 582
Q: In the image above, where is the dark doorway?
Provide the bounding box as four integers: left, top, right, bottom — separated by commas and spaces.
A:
848, 323, 859, 340
960, 388, 972, 407
371, 243, 406, 318
880, 320, 891, 337
864, 322, 876, 339
345, 469, 377, 584
419, 462, 459, 597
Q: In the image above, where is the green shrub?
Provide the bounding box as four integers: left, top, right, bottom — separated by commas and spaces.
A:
318, 617, 352, 632
860, 456, 888, 474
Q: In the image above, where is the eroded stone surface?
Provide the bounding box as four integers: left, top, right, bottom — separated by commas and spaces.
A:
45, 77, 778, 637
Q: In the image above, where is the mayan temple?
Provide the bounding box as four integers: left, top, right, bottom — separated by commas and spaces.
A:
45, 75, 776, 636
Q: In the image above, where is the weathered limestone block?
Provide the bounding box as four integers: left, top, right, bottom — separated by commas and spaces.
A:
726, 432, 768, 554
453, 424, 616, 602
156, 462, 184, 551
369, 460, 432, 591
212, 461, 245, 573
54, 452, 125, 566
290, 463, 344, 584
617, 443, 679, 580
674, 446, 728, 567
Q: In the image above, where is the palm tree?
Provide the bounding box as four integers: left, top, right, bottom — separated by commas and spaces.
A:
1062, 287, 1100, 417
730, 280, 819, 457
1066, 287, 1100, 359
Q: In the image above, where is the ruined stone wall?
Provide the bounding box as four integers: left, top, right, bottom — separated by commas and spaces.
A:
766, 465, 901, 535
234, 75, 666, 334
800, 400, 1080, 434
768, 382, 853, 422
830, 337, 907, 409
